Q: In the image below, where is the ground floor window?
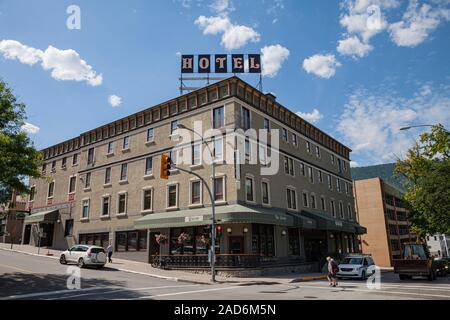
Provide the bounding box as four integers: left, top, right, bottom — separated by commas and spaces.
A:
64, 219, 74, 237
288, 228, 300, 256
170, 226, 211, 255
251, 224, 275, 256
79, 232, 109, 249
115, 230, 147, 252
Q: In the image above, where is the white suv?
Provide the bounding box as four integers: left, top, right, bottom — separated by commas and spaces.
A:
60, 245, 107, 269
337, 255, 376, 280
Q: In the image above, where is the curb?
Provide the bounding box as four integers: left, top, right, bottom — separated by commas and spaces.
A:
0, 247, 59, 260
290, 275, 328, 283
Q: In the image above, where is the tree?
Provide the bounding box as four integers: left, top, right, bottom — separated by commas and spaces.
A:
395, 124, 450, 235
0, 79, 42, 203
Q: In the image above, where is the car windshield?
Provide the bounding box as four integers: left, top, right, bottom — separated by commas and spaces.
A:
90, 248, 105, 254
342, 257, 363, 265
403, 245, 427, 260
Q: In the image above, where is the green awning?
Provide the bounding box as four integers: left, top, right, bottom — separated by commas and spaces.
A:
134, 204, 294, 230
286, 212, 317, 229
300, 210, 366, 234
24, 210, 59, 224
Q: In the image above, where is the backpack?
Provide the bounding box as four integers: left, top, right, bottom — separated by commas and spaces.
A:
332, 261, 339, 273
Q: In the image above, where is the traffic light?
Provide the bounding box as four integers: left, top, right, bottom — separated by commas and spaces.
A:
160, 154, 172, 180
216, 225, 223, 238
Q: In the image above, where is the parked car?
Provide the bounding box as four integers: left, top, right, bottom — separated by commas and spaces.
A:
59, 245, 107, 268
337, 255, 376, 280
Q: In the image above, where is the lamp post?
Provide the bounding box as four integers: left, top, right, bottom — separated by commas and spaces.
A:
177, 124, 217, 282
399, 124, 435, 131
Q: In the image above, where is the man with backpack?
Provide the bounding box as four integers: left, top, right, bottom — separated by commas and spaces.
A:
327, 256, 339, 287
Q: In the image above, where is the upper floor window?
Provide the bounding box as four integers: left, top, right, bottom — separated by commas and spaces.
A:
85, 172, 91, 189
284, 156, 294, 176
118, 193, 127, 214
214, 177, 224, 201
102, 196, 110, 216
321, 196, 326, 211
87, 148, 95, 165
339, 202, 344, 219
213, 136, 223, 161
287, 188, 297, 210
331, 154, 335, 164
327, 174, 333, 190
348, 204, 353, 220
120, 163, 128, 181
105, 167, 111, 184
192, 143, 201, 165
191, 180, 202, 205
171, 120, 178, 135
147, 128, 154, 143
143, 189, 153, 211
107, 141, 114, 154
282, 128, 288, 142
42, 163, 47, 172
82, 199, 90, 219
302, 192, 309, 207
29, 186, 35, 201
245, 177, 255, 202
245, 138, 251, 160
306, 141, 311, 153
337, 158, 343, 173
263, 118, 270, 132
331, 200, 336, 217
292, 134, 298, 147
123, 136, 129, 150
241, 107, 250, 130
261, 181, 270, 205
311, 194, 316, 209
62, 157, 67, 168
308, 166, 314, 183
48, 181, 55, 198
52, 160, 57, 170
145, 157, 153, 176
167, 184, 178, 208
300, 163, 306, 176
336, 179, 341, 192
68, 176, 76, 194
343, 160, 347, 171
318, 170, 323, 183
315, 146, 321, 158
72, 154, 78, 166
213, 106, 224, 129
345, 182, 350, 195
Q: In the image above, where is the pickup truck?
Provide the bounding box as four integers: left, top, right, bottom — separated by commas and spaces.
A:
393, 242, 442, 281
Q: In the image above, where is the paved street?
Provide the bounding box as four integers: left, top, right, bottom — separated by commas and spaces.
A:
1, 249, 450, 300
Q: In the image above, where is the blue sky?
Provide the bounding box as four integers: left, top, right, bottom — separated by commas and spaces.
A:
1, 0, 449, 166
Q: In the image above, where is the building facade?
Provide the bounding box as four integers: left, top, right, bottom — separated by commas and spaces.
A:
0, 192, 29, 244
426, 234, 450, 258
24, 77, 365, 271
354, 177, 416, 267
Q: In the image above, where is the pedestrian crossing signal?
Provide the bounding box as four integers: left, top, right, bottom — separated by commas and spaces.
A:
160, 154, 172, 180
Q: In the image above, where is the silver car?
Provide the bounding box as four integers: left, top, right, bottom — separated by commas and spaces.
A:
59, 245, 107, 269
337, 255, 376, 280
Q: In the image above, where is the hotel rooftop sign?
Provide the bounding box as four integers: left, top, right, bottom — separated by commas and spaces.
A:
181, 54, 261, 74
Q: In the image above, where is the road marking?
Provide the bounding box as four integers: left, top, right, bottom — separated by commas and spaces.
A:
1, 286, 122, 300
297, 284, 450, 299
47, 284, 201, 300
136, 286, 241, 300
0, 263, 41, 275
315, 281, 450, 291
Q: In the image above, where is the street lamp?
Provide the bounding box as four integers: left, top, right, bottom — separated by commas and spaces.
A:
399, 124, 434, 131
176, 124, 217, 282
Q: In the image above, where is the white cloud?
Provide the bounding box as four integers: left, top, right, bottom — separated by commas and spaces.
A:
389, 0, 450, 47
0, 40, 103, 86
350, 161, 360, 168
337, 36, 373, 58
302, 54, 341, 79
296, 109, 323, 124
108, 95, 122, 107
210, 0, 234, 14
335, 83, 450, 165
0, 40, 43, 65
261, 44, 290, 77
195, 15, 260, 50
21, 122, 40, 134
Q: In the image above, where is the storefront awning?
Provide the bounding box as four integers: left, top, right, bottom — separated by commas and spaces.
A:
24, 209, 59, 224
134, 204, 294, 230
286, 212, 317, 229
300, 210, 366, 234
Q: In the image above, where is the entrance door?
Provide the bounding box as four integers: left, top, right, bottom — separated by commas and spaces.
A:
23, 225, 31, 244
229, 236, 244, 254
40, 223, 54, 247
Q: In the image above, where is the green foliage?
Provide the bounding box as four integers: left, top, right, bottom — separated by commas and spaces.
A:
395, 124, 450, 235
351, 163, 408, 192
0, 79, 42, 203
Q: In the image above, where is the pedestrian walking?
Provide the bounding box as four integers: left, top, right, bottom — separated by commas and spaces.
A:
326, 256, 339, 287
107, 243, 113, 263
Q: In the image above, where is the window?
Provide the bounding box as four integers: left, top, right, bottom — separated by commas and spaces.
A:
68, 176, 76, 194
52, 160, 56, 170
62, 157, 67, 168
331, 154, 335, 164
318, 170, 323, 183
143, 189, 153, 211
282, 128, 288, 142
321, 196, 326, 211
170, 149, 178, 167
123, 136, 129, 150
105, 167, 111, 184
259, 145, 267, 165
245, 177, 254, 202
48, 181, 55, 198
213, 106, 224, 129
214, 177, 224, 201
191, 181, 201, 205
300, 163, 305, 176
263, 118, 270, 132
118, 193, 127, 214
241, 107, 250, 130
42, 163, 47, 172
343, 160, 347, 172
315, 146, 320, 158
64, 219, 74, 237
107, 141, 114, 154
81, 199, 90, 219
213, 136, 223, 161
245, 138, 251, 160
336, 179, 341, 192
288, 228, 300, 256
171, 120, 178, 134
331, 200, 336, 217
311, 194, 316, 209
339, 202, 344, 219
87, 148, 95, 165
284, 156, 294, 176
72, 153, 78, 166
102, 196, 110, 216
306, 141, 311, 153
85, 172, 91, 189
328, 175, 333, 190
338, 158, 343, 173
345, 182, 350, 195
348, 204, 353, 220
287, 188, 297, 210
146, 128, 154, 142
292, 134, 298, 146
145, 157, 153, 176
192, 143, 201, 165
306, 166, 313, 180
29, 186, 35, 201
302, 192, 309, 207
261, 181, 270, 205
120, 163, 128, 181
167, 184, 178, 208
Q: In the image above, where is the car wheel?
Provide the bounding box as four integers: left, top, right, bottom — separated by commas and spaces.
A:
78, 258, 85, 268
59, 255, 67, 265
361, 270, 366, 280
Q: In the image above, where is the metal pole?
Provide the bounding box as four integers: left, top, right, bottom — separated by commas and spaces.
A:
211, 159, 216, 282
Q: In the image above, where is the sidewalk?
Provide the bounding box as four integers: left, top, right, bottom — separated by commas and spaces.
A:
0, 243, 326, 285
